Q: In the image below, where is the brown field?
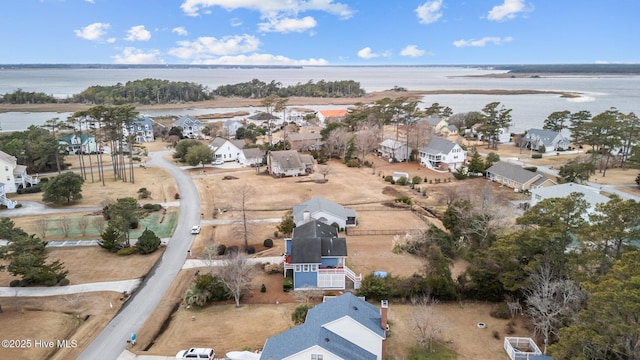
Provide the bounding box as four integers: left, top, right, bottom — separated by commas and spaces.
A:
1, 132, 637, 359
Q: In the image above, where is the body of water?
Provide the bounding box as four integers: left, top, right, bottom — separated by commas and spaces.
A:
1, 66, 638, 134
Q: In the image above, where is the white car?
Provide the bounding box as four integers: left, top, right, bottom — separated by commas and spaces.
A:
176, 347, 215, 359
212, 159, 224, 165
190, 225, 201, 234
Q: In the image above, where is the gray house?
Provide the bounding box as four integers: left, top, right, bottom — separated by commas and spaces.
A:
522, 128, 571, 152
173, 115, 204, 139
486, 161, 556, 192
293, 196, 357, 228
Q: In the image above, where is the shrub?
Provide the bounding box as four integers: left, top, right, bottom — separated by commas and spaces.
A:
174, 193, 180, 200
263, 238, 274, 248
9, 279, 21, 287
531, 153, 543, 159
274, 231, 280, 238
261, 284, 267, 293
395, 196, 412, 205
493, 330, 500, 339
523, 166, 537, 172
490, 303, 512, 319
136, 228, 161, 254
142, 203, 163, 212
345, 159, 360, 167
137, 187, 151, 199
412, 176, 422, 184
363, 160, 373, 168
225, 245, 239, 255
217, 244, 227, 255
283, 277, 293, 292
264, 263, 284, 274
291, 304, 312, 325
384, 175, 393, 182
246, 246, 256, 254
117, 247, 136, 256
58, 278, 70, 286
396, 176, 409, 186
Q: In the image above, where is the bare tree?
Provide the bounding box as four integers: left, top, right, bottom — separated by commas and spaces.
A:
92, 216, 106, 234
354, 121, 381, 161
231, 185, 255, 251
292, 287, 325, 303
215, 252, 255, 307
37, 218, 48, 239
203, 243, 221, 270
60, 216, 72, 237
77, 216, 89, 236
524, 261, 586, 354
317, 165, 332, 180
411, 296, 446, 351
324, 127, 353, 159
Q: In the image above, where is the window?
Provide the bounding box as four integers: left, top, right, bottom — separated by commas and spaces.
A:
311, 264, 317, 272
295, 265, 301, 272
303, 264, 309, 272
311, 354, 323, 360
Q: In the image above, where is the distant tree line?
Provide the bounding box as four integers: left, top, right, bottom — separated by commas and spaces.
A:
70, 78, 213, 105
0, 89, 58, 104
214, 79, 366, 98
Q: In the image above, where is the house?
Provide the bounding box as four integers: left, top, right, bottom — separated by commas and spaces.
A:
292, 196, 357, 229
60, 134, 102, 155
522, 128, 571, 152
419, 138, 466, 170
530, 183, 610, 217
260, 292, 387, 360
468, 123, 511, 143
0, 150, 38, 209
486, 161, 556, 192
222, 119, 243, 138
172, 115, 204, 139
209, 137, 245, 162
286, 132, 323, 151
441, 124, 459, 136
317, 109, 347, 124
423, 116, 449, 134
378, 139, 411, 162
123, 116, 155, 143
268, 150, 314, 177
237, 148, 265, 167
283, 220, 359, 290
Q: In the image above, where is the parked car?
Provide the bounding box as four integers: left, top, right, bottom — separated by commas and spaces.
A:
190, 225, 201, 234
176, 347, 215, 359
212, 159, 224, 165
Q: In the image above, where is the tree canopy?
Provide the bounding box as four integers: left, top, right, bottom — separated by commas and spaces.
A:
42, 172, 85, 205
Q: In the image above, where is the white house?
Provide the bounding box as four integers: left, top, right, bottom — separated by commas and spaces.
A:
522, 128, 571, 152
237, 148, 265, 167
378, 139, 411, 162
419, 138, 466, 170
292, 196, 357, 228
260, 293, 388, 360
317, 109, 347, 124
0, 150, 38, 209
209, 137, 245, 162
123, 116, 155, 143
172, 115, 204, 139
530, 183, 610, 218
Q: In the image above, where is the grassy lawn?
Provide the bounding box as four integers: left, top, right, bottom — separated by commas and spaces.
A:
405, 343, 457, 360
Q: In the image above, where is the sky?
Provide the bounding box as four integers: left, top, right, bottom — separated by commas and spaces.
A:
1, 0, 638, 65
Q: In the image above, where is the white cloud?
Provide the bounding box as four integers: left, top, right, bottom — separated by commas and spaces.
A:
172, 27, 188, 36
415, 0, 443, 24
259, 16, 317, 33
74, 22, 111, 41
357, 47, 390, 60
230, 18, 243, 27
192, 53, 328, 65
487, 0, 532, 22
180, 0, 353, 19
84, 0, 95, 3
125, 25, 151, 42
112, 47, 164, 64
168, 34, 261, 61
453, 36, 513, 47
400, 45, 426, 57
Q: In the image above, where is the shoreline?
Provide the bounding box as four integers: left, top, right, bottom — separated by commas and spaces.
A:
0, 88, 580, 114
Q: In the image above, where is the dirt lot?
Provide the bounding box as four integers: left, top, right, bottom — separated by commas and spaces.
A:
2, 134, 636, 359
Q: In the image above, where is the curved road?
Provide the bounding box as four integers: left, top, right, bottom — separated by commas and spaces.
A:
79, 150, 201, 360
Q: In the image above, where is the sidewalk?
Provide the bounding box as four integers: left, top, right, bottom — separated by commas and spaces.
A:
182, 256, 283, 269
0, 279, 141, 297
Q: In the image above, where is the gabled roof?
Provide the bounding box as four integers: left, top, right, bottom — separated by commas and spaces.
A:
0, 150, 17, 165
379, 139, 405, 149
525, 128, 564, 147
420, 138, 458, 154
132, 116, 153, 128
173, 115, 202, 127
260, 293, 382, 360
241, 147, 264, 159
290, 220, 346, 263
424, 116, 445, 126
247, 112, 280, 121
293, 197, 356, 224
209, 137, 244, 150
486, 161, 545, 184
287, 132, 322, 142
13, 165, 27, 176
270, 150, 305, 170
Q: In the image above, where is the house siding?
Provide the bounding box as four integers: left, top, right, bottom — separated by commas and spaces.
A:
294, 271, 318, 288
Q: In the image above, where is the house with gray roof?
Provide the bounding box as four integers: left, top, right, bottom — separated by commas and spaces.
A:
267, 150, 313, 177
378, 139, 411, 162
422, 116, 449, 134
522, 128, 570, 152
260, 292, 388, 360
237, 147, 265, 167
419, 138, 465, 170
172, 115, 204, 139
530, 183, 610, 217
123, 116, 155, 143
293, 196, 357, 229
209, 137, 245, 162
287, 132, 323, 151
486, 161, 556, 192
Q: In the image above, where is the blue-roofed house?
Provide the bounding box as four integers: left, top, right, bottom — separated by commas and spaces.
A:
124, 116, 155, 143
522, 128, 570, 152
283, 220, 361, 290
292, 196, 357, 229
260, 293, 388, 360
172, 115, 204, 139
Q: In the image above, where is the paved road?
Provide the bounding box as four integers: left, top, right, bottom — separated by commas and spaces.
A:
78, 151, 202, 360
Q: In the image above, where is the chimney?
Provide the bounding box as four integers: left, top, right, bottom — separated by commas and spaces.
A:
303, 210, 311, 223
381, 300, 389, 360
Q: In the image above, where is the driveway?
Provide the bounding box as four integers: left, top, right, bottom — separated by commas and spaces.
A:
78, 150, 202, 360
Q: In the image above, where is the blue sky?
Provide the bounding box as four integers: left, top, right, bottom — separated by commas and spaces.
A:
1, 0, 638, 65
